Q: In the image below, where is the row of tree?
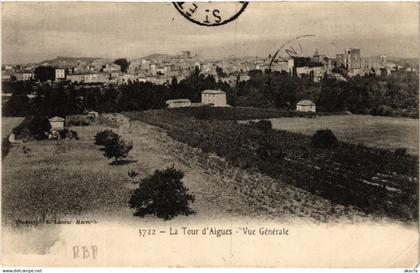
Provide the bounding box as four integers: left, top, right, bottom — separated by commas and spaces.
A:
237, 69, 418, 117
2, 67, 233, 117
2, 67, 418, 118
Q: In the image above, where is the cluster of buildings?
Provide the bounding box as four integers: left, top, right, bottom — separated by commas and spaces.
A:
286, 48, 409, 82
1, 52, 193, 85
2, 52, 252, 87
2, 47, 415, 87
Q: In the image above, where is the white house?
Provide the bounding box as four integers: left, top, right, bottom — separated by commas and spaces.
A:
201, 89, 227, 107
296, 100, 316, 113
55, 68, 66, 80
49, 116, 65, 131
166, 99, 191, 109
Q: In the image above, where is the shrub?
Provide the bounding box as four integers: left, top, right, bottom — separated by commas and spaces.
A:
128, 166, 195, 220
394, 148, 407, 158
27, 116, 51, 140
128, 170, 139, 182
372, 105, 394, 116
256, 140, 285, 160
311, 129, 338, 149
254, 119, 272, 131
58, 129, 79, 140
95, 130, 119, 146
103, 137, 133, 165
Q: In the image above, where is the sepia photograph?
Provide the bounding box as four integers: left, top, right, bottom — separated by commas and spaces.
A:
1, 1, 419, 268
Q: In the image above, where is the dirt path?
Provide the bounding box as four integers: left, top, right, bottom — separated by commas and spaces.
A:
104, 113, 373, 223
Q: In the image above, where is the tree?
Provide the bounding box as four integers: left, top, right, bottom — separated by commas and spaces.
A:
34, 66, 55, 82
3, 93, 30, 116
27, 115, 51, 140
317, 76, 347, 112
95, 130, 119, 146
216, 66, 226, 77
128, 166, 195, 220
103, 137, 133, 165
114, 58, 129, 73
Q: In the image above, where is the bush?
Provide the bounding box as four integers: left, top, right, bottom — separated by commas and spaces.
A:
95, 130, 119, 146
256, 140, 284, 160
103, 137, 133, 165
58, 129, 79, 140
254, 120, 272, 131
372, 105, 394, 116
394, 148, 407, 158
128, 166, 195, 220
28, 116, 51, 140
311, 129, 338, 149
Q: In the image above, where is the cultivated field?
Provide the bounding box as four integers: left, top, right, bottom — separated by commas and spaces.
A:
128, 109, 418, 222
269, 115, 419, 155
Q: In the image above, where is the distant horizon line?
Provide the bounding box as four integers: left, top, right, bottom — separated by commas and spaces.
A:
4, 53, 419, 66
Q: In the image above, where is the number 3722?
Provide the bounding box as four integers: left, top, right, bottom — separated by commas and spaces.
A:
138, 229, 156, 237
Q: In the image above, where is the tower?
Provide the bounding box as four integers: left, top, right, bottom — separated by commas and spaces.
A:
345, 48, 361, 70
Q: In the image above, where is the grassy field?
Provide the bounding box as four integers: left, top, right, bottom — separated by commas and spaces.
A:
1, 122, 134, 224
269, 115, 419, 155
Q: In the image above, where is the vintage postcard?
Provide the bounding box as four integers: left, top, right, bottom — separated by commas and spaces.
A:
1, 1, 419, 268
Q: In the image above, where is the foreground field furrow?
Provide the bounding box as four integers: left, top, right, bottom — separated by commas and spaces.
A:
133, 119, 369, 222
278, 151, 416, 195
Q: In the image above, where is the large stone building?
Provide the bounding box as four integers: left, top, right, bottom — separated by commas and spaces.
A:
201, 89, 227, 107
55, 68, 66, 80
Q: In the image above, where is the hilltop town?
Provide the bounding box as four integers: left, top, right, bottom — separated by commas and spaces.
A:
2, 49, 417, 86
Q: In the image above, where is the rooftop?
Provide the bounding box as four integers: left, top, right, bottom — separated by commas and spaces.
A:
166, 99, 191, 103
202, 89, 226, 94
49, 116, 65, 122
297, 100, 315, 106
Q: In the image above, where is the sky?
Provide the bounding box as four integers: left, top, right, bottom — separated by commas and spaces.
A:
2, 2, 419, 64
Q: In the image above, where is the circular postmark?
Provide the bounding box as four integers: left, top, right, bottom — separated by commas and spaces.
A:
267, 34, 341, 96
173, 2, 248, 27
